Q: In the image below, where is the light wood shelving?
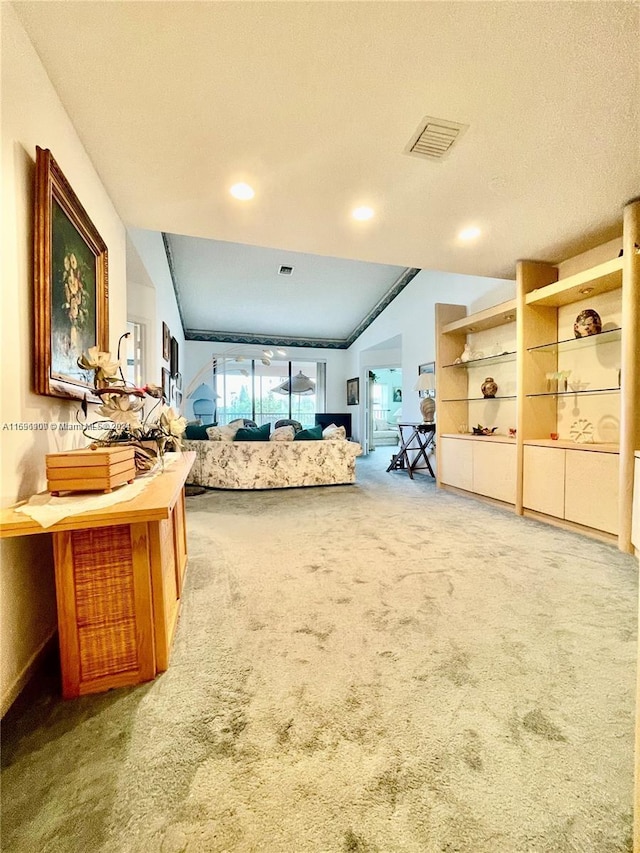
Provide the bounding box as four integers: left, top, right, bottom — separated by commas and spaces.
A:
435, 198, 639, 552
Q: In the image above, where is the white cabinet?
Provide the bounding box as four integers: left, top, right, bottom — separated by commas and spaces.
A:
473, 440, 516, 503
439, 437, 473, 491
523, 443, 619, 535
523, 445, 565, 517
564, 450, 618, 535
632, 455, 640, 552
440, 436, 515, 504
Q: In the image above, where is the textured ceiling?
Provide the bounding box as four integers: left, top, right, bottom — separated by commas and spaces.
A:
12, 1, 640, 340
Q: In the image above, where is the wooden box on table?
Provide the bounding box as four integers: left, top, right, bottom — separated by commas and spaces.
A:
46, 445, 136, 496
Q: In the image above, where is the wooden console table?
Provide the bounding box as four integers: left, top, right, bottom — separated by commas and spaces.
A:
1, 452, 195, 698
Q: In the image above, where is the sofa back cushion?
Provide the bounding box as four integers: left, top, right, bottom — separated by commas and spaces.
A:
274, 418, 302, 434
235, 423, 271, 441
294, 424, 323, 441
270, 425, 295, 441
185, 421, 217, 440
322, 424, 347, 440
207, 424, 240, 441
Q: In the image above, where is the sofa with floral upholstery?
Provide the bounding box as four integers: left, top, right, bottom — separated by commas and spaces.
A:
183, 420, 362, 490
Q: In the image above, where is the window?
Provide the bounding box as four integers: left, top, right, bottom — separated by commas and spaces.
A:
213, 358, 326, 427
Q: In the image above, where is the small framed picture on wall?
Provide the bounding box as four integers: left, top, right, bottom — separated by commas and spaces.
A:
346, 377, 359, 406
161, 367, 170, 401
170, 336, 179, 377
162, 322, 171, 361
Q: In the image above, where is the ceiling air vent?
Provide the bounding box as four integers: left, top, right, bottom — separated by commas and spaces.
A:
278, 265, 294, 276
404, 116, 469, 161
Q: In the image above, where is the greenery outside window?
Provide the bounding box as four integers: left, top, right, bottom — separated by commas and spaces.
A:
214, 359, 325, 428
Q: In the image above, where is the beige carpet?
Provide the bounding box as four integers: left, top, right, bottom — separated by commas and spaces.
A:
2, 454, 637, 852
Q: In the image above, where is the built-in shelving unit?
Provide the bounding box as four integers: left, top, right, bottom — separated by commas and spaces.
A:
442, 350, 517, 369
524, 257, 623, 307
442, 395, 517, 402
526, 388, 620, 398
434, 198, 639, 552
440, 299, 517, 334
527, 327, 622, 354
436, 299, 519, 505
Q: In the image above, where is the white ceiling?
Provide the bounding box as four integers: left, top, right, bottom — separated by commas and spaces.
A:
13, 1, 640, 342
165, 234, 407, 342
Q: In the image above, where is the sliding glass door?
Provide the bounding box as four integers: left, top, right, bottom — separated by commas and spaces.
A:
214, 359, 325, 428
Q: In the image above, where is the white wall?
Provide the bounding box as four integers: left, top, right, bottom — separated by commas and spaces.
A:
0, 5, 127, 714
346, 270, 515, 441
127, 228, 186, 403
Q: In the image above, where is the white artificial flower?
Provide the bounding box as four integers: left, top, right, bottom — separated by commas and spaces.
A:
77, 346, 120, 382
97, 393, 143, 429
160, 406, 187, 437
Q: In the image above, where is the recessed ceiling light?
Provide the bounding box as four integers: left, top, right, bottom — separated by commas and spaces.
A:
578, 286, 594, 295
230, 182, 255, 201
352, 206, 374, 221
458, 226, 481, 241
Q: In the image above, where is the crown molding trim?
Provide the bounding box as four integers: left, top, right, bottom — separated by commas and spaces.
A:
185, 329, 350, 349
162, 233, 187, 335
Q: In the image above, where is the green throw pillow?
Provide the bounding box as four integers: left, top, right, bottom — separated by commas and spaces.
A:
234, 423, 271, 441
185, 422, 217, 440
294, 424, 323, 441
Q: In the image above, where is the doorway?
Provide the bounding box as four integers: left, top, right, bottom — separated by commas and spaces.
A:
368, 367, 402, 454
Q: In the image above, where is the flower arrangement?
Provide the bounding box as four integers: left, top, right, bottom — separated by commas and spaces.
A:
77, 333, 187, 472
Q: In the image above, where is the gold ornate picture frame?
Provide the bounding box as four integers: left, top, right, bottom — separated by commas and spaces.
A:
33, 146, 109, 399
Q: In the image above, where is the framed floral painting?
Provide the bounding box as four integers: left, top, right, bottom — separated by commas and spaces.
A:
33, 146, 109, 399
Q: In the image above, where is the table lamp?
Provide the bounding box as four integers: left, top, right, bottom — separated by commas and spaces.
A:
413, 373, 435, 422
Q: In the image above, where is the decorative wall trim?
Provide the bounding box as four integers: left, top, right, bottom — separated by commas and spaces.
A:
185, 329, 350, 349
184, 267, 421, 350
344, 267, 420, 346
161, 233, 187, 335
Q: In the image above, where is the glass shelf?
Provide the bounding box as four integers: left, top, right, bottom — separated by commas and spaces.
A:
442, 350, 517, 369
527, 327, 621, 354
526, 387, 620, 399
442, 395, 517, 403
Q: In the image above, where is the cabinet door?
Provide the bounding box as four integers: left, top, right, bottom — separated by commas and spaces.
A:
439, 437, 473, 491
523, 446, 565, 518
564, 450, 619, 534
632, 457, 640, 550
473, 441, 516, 503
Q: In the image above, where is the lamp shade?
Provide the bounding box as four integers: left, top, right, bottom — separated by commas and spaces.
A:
413, 373, 435, 393
188, 382, 220, 400
272, 371, 316, 395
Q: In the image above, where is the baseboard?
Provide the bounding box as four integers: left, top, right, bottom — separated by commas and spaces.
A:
1, 629, 58, 718
438, 483, 515, 512
522, 509, 617, 546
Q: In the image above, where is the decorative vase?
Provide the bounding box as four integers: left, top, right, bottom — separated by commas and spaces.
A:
420, 395, 435, 423
573, 309, 602, 338
481, 377, 498, 398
